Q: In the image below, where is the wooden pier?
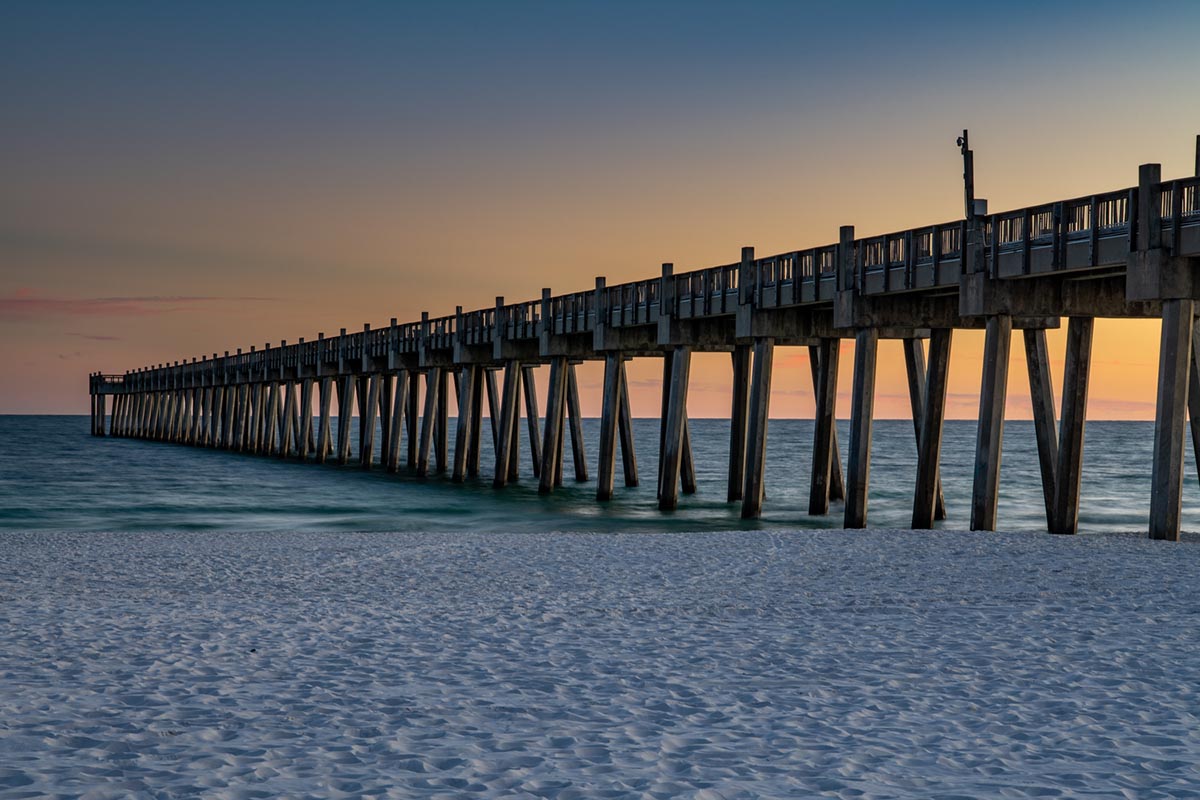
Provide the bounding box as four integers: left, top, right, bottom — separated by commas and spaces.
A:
90, 142, 1200, 539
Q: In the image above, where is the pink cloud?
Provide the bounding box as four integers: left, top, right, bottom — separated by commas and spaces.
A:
0, 290, 275, 318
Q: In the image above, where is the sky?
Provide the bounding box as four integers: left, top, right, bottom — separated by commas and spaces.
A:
2, 0, 1199, 417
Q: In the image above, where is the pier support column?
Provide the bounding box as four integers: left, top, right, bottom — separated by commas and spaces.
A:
485, 368, 500, 457
361, 374, 380, 468
845, 328, 879, 529
1150, 299, 1194, 540
1024, 329, 1059, 529
970, 315, 1012, 531
508, 371, 523, 482
912, 329, 953, 529
566, 363, 588, 482
659, 347, 692, 511
316, 378, 332, 464
597, 353, 621, 501
539, 358, 568, 494
452, 366, 476, 482
281, 382, 297, 458
741, 338, 774, 519
522, 366, 542, 478
435, 369, 449, 474
1050, 317, 1093, 535
337, 376, 355, 463
493, 362, 522, 488
618, 359, 639, 487
904, 337, 948, 522
406, 372, 420, 468
467, 367, 484, 477
386, 371, 409, 472
379, 375, 393, 460
299, 379, 314, 460
727, 345, 751, 502
808, 339, 841, 515
417, 368, 442, 478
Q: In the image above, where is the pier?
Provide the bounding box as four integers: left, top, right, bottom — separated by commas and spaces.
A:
90, 140, 1200, 539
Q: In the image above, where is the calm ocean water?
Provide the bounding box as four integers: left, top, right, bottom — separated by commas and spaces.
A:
0, 415, 1188, 534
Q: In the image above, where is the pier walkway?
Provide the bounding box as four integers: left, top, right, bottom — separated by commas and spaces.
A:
90, 139, 1200, 539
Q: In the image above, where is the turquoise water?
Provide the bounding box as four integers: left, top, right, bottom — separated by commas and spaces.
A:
0, 415, 1188, 534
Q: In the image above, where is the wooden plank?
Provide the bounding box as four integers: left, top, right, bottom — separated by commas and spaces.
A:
617, 359, 639, 487
808, 339, 840, 515
597, 353, 621, 501
741, 338, 774, 519
1150, 299, 1193, 540
912, 329, 952, 528
1023, 328, 1058, 528
844, 328, 879, 529
659, 347, 692, 511
727, 346, 751, 502
566, 363, 588, 481
1050, 317, 1093, 534
970, 315, 1012, 531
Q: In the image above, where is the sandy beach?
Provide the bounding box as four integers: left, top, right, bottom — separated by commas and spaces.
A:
2, 529, 1200, 798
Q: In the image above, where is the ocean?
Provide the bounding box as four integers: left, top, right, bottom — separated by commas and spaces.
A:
0, 415, 1185, 534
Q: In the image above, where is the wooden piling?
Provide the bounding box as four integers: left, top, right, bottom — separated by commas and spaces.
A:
494, 361, 521, 488
1050, 317, 1093, 535
361, 373, 380, 468
971, 315, 1012, 531
728, 345, 751, 502
911, 329, 952, 529
741, 338, 774, 519
539, 357, 568, 495
299, 379, 314, 460
597, 353, 621, 501
508, 371, 522, 482
617, 359, 639, 487
659, 347, 692, 511
1023, 328, 1059, 528
467, 367, 484, 477
1150, 299, 1194, 540
452, 366, 476, 482
808, 338, 840, 516
337, 376, 354, 464
280, 381, 296, 457
903, 337, 947, 521
435, 369, 449, 474
844, 328, 879, 529
522, 366, 542, 478
417, 368, 441, 477
406, 372, 420, 468
386, 370, 409, 472
316, 377, 332, 464
566, 363, 588, 481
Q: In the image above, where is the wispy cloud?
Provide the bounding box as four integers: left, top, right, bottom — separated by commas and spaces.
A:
0, 288, 275, 318
66, 332, 122, 341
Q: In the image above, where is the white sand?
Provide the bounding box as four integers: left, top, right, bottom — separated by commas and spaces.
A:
2, 529, 1200, 799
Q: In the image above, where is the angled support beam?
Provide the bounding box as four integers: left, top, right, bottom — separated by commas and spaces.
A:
659, 347, 692, 511
1024, 329, 1059, 528
741, 338, 775, 519
386, 371, 409, 473
361, 373, 380, 468
617, 359, 639, 487
727, 345, 751, 502
299, 379, 314, 460
539, 358, 568, 494
1050, 317, 1093, 535
597, 353, 621, 501
522, 366, 542, 478
406, 371, 420, 468
417, 368, 441, 477
903, 337, 947, 521
912, 329, 953, 529
493, 362, 522, 488
845, 328, 879, 529
435, 369, 449, 473
809, 338, 840, 516
971, 315, 1012, 531
566, 363, 588, 482
316, 377, 333, 464
467, 366, 484, 477
452, 366, 477, 482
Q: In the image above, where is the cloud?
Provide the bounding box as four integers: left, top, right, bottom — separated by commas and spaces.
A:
0, 289, 275, 318
66, 332, 122, 341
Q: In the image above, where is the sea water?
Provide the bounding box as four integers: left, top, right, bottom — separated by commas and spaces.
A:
0, 415, 1188, 534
